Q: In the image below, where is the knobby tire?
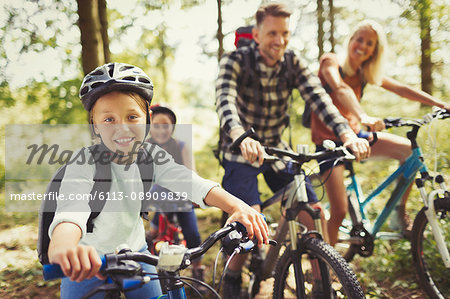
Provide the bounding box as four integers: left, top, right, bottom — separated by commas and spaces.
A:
272, 237, 365, 299
411, 197, 449, 299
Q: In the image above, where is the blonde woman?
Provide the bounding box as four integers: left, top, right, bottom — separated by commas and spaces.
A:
310, 20, 450, 245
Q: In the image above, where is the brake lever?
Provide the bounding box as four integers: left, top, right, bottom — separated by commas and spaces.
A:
339, 146, 356, 161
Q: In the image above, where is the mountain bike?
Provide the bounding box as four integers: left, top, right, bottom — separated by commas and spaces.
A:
43, 222, 264, 299
229, 129, 365, 298
326, 108, 449, 299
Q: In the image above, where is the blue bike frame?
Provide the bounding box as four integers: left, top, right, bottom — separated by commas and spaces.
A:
150, 288, 186, 299
347, 146, 427, 236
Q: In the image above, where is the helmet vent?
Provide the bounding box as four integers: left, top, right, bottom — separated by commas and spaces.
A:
122, 76, 135, 81
108, 64, 114, 77
138, 78, 151, 83
119, 65, 134, 72
80, 86, 89, 96
91, 82, 103, 89
91, 70, 104, 76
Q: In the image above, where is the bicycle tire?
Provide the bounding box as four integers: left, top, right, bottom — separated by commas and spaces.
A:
411, 197, 449, 299
272, 237, 365, 299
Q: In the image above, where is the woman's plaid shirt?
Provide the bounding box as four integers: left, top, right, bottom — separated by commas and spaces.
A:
215, 42, 352, 167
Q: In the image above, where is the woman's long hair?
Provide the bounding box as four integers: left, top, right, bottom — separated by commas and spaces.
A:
342, 19, 387, 85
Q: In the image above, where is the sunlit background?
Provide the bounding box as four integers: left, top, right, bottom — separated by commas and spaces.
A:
1, 0, 448, 151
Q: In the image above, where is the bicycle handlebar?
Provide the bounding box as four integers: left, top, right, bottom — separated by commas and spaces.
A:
384, 107, 449, 129
229, 128, 355, 165
43, 222, 248, 281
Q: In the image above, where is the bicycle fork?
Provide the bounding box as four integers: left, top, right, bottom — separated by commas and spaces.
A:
416, 175, 450, 268
288, 172, 325, 299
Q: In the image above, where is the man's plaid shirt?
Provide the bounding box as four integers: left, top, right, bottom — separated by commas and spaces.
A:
215, 41, 352, 168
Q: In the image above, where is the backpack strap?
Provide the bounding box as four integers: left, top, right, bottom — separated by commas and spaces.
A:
284, 50, 296, 91
323, 66, 366, 98
283, 50, 296, 146
137, 146, 154, 220
238, 47, 261, 103
37, 164, 67, 265
86, 144, 112, 233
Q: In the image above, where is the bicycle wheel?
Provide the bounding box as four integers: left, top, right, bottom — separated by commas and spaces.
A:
411, 197, 449, 299
273, 237, 365, 299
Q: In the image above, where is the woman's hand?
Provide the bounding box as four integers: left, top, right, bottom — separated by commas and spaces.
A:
360, 114, 385, 132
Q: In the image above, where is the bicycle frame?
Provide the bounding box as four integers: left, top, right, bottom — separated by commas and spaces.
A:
343, 115, 449, 266
348, 146, 427, 237
257, 168, 323, 281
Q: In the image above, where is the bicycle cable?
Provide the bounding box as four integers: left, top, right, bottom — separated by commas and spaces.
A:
216, 248, 239, 293
286, 157, 345, 204
212, 247, 223, 289
425, 112, 440, 187
178, 276, 221, 299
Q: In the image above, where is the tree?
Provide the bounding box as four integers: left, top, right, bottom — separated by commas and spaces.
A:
417, 0, 432, 94
398, 0, 447, 96
76, 0, 110, 75
316, 0, 336, 60
317, 0, 325, 59
216, 0, 224, 61
98, 0, 111, 63
328, 0, 335, 52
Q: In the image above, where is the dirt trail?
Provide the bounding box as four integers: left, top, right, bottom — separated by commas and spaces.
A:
0, 224, 38, 271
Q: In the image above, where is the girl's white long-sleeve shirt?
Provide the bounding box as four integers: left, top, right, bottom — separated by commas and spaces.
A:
49, 143, 218, 255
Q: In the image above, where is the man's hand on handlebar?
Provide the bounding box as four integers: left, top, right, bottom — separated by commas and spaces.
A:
230, 127, 265, 165
340, 132, 371, 162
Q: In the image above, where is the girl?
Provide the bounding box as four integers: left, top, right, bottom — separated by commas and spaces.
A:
47, 63, 269, 298
310, 20, 449, 245
146, 104, 207, 292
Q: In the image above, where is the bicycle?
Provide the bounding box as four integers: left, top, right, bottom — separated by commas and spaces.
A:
43, 222, 265, 299
229, 129, 365, 298
325, 108, 449, 299
146, 212, 186, 255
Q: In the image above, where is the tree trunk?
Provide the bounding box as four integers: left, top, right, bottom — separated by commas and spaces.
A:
328, 0, 335, 52
418, 0, 432, 95
98, 0, 110, 63
317, 0, 324, 59
76, 0, 105, 75
216, 0, 224, 61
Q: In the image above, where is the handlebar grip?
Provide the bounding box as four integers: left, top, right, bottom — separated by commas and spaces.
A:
229, 128, 257, 154
231, 214, 265, 234
43, 256, 106, 281
233, 221, 248, 234
383, 117, 402, 128
43, 264, 65, 281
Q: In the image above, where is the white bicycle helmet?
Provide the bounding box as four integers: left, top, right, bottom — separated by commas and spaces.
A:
79, 62, 153, 111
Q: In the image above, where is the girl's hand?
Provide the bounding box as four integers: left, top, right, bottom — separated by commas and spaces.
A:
48, 222, 103, 282
204, 187, 269, 247
49, 244, 103, 282
225, 204, 269, 247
